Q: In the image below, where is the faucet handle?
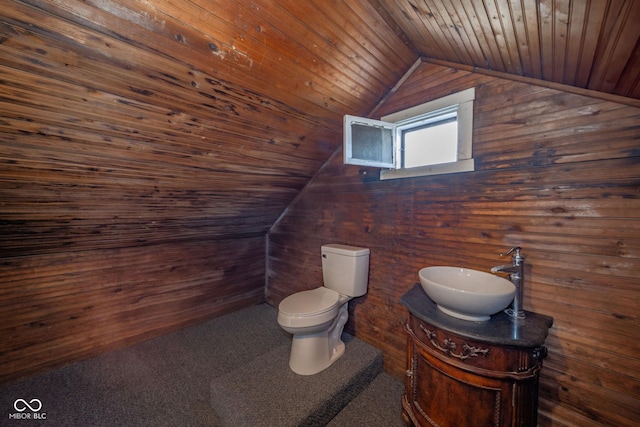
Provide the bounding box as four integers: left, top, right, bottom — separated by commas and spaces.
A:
500, 246, 524, 264
500, 246, 521, 257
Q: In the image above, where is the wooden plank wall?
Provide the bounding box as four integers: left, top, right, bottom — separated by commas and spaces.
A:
0, 0, 338, 383
0, 1, 418, 384
1, 239, 265, 383
0, 5, 283, 380
266, 62, 640, 426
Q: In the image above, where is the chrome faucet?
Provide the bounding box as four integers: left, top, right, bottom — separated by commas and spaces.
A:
491, 247, 525, 319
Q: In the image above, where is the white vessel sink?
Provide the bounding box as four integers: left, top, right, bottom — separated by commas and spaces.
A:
419, 266, 516, 321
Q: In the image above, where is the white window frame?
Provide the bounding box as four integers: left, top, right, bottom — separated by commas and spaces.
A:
344, 88, 475, 180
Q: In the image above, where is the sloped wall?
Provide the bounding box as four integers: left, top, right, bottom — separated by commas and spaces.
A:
0, 0, 417, 385
0, 1, 282, 383
266, 62, 640, 426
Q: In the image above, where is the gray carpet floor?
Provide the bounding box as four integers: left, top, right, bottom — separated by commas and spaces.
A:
1, 303, 404, 426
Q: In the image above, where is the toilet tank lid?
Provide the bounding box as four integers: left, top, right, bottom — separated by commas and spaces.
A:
322, 244, 370, 257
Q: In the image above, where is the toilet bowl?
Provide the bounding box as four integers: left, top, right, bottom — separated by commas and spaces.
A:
278, 287, 340, 333
277, 244, 370, 375
277, 288, 351, 375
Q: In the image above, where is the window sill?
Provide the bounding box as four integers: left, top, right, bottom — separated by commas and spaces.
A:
379, 158, 475, 180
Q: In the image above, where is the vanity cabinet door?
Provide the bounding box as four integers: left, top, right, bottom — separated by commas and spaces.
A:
404, 340, 513, 426
402, 316, 542, 427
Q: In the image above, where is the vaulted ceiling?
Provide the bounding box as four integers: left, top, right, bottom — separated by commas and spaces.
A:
375, 0, 640, 100
1, 0, 639, 254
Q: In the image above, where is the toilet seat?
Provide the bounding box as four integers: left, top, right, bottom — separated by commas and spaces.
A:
278, 287, 340, 328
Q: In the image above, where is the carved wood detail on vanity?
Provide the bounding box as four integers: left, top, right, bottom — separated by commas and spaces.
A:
418, 324, 490, 360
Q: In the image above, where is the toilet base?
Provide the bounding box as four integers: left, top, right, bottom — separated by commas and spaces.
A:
288, 303, 349, 375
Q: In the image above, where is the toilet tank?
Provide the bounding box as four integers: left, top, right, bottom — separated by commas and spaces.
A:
321, 244, 370, 297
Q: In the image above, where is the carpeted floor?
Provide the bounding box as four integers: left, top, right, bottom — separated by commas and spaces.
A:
1, 304, 404, 426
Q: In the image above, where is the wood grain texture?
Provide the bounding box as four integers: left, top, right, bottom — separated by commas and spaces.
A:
0, 0, 416, 382
266, 62, 640, 426
0, 0, 416, 256
1, 2, 639, 424
1, 238, 265, 383
372, 0, 640, 99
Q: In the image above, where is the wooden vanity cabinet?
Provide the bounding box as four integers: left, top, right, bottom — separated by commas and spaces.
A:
401, 285, 552, 427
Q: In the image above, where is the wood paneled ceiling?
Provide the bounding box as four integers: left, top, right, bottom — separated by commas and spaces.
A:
1, 0, 638, 254
374, 0, 640, 100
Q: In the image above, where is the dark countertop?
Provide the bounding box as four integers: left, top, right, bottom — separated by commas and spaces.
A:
401, 284, 553, 347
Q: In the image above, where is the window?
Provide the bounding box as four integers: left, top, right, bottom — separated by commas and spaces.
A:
344, 88, 475, 179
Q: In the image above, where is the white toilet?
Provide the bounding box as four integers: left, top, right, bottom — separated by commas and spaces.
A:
277, 244, 370, 375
